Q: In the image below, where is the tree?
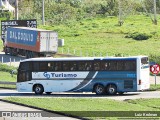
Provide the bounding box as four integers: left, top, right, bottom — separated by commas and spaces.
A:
142, 0, 158, 25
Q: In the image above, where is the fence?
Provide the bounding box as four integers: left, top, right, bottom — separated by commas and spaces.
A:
58, 48, 129, 57
0, 55, 24, 67
0, 81, 16, 89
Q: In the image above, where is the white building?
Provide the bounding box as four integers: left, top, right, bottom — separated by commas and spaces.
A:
0, 0, 15, 12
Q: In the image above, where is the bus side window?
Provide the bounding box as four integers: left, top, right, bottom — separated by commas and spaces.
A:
33, 62, 39, 71
39, 62, 48, 71
124, 61, 136, 71
109, 61, 117, 71
70, 62, 77, 71
94, 62, 100, 71
129, 61, 136, 71
117, 61, 124, 71
48, 62, 55, 71
78, 62, 85, 71
55, 62, 62, 71
63, 62, 70, 71
101, 61, 108, 70
85, 62, 92, 71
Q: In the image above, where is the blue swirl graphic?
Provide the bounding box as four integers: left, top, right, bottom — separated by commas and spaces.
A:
43, 72, 50, 79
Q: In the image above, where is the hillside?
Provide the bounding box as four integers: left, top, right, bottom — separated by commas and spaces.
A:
0, 15, 160, 62
37, 15, 160, 58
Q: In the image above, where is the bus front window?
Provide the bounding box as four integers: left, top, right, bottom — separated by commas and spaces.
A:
17, 62, 32, 82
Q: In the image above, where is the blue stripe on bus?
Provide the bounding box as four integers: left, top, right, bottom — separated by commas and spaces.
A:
71, 71, 137, 92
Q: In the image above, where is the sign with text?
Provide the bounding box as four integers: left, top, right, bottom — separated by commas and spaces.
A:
1, 19, 37, 41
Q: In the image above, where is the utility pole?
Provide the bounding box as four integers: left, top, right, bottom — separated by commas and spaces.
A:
118, 0, 123, 26
15, 0, 18, 20
42, 0, 45, 25
153, 0, 157, 25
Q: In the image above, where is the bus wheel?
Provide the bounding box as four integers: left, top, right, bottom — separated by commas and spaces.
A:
46, 92, 52, 95
106, 84, 117, 95
34, 84, 44, 95
94, 84, 105, 95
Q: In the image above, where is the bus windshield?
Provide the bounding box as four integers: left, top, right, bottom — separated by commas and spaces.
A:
141, 57, 149, 69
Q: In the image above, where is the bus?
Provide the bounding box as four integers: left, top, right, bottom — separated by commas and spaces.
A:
17, 56, 150, 95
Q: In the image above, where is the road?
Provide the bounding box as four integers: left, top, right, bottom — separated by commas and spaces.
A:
0, 89, 160, 101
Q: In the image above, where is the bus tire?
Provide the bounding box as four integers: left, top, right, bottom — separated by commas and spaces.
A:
106, 84, 117, 95
34, 84, 44, 95
94, 84, 105, 95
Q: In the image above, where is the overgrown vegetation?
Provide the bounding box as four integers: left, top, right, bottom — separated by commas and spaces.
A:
0, 63, 17, 82
125, 32, 152, 40
39, 16, 160, 64
150, 84, 160, 91
16, 0, 160, 25
0, 11, 13, 20
0, 63, 17, 73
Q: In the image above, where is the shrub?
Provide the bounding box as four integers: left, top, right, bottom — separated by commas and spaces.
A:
0, 11, 13, 20
149, 54, 160, 65
0, 63, 17, 74
114, 53, 124, 57
125, 32, 152, 40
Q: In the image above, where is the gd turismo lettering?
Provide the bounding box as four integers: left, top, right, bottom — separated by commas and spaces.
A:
43, 72, 77, 79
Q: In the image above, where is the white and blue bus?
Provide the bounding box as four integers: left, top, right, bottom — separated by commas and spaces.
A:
17, 56, 149, 95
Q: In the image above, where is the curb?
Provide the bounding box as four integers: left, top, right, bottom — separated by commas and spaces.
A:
0, 99, 88, 120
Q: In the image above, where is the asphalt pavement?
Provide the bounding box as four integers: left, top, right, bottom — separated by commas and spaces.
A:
0, 100, 79, 120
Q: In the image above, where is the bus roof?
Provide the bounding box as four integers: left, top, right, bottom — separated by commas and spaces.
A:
20, 56, 148, 62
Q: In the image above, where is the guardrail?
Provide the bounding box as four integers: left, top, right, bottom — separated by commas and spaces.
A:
0, 81, 16, 85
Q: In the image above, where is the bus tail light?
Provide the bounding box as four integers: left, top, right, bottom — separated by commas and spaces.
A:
139, 79, 141, 85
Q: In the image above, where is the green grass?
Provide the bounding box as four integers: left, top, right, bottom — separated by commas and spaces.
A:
38, 15, 160, 57
128, 98, 160, 110
0, 84, 16, 89
0, 63, 17, 82
150, 84, 160, 91
0, 71, 16, 89
4, 97, 160, 111
3, 97, 160, 119
0, 71, 16, 82
0, 63, 17, 88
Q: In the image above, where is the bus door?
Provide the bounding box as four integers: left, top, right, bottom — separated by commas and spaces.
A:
140, 57, 150, 89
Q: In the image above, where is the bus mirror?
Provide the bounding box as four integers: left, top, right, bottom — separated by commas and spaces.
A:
10, 69, 17, 77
